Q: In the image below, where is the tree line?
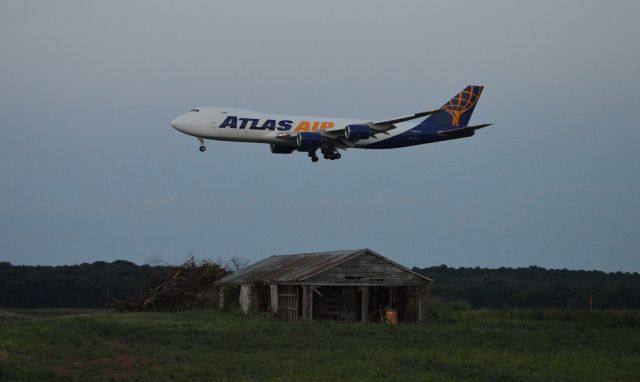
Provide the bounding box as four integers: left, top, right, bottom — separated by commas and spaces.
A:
1, 260, 639, 309
413, 265, 640, 309
0, 260, 167, 308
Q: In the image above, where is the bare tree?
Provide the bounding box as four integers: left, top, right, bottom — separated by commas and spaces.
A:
146, 251, 172, 266
226, 256, 249, 272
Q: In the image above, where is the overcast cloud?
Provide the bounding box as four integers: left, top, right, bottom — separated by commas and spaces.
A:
0, 0, 638, 271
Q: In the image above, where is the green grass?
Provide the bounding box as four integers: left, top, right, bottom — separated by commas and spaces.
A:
1, 309, 639, 381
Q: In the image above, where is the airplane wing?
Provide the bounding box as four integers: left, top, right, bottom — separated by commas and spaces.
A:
370, 109, 444, 129
275, 109, 446, 149
335, 108, 445, 138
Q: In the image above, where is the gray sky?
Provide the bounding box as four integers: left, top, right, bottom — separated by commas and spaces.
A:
1, 0, 638, 271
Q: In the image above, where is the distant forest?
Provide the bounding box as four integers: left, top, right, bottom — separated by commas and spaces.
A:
413, 265, 640, 309
0, 261, 167, 308
1, 261, 639, 309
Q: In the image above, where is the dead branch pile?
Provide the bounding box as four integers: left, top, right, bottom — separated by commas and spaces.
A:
113, 257, 227, 312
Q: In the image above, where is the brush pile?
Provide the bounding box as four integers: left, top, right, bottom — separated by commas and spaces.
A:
112, 257, 228, 312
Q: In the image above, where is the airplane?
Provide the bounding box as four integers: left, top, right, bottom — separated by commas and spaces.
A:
170, 85, 491, 162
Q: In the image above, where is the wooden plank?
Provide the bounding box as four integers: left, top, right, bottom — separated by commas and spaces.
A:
340, 287, 358, 321
302, 286, 309, 320
305, 253, 427, 285
277, 285, 300, 320
293, 286, 299, 320
270, 284, 278, 316
361, 286, 369, 322
309, 286, 314, 321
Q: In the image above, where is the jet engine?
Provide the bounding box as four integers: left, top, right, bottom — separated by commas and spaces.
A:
344, 124, 371, 140
270, 144, 296, 154
296, 132, 322, 148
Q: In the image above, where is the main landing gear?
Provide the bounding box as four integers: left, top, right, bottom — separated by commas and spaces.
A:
308, 148, 341, 162
321, 148, 341, 160
197, 137, 206, 152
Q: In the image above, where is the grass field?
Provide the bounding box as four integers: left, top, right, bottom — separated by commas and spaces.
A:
1, 308, 639, 381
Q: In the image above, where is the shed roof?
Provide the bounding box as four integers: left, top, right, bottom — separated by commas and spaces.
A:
219, 248, 431, 284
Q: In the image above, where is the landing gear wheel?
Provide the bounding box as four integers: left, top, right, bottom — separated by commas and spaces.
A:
197, 137, 206, 152
311, 156, 319, 162
334, 153, 341, 159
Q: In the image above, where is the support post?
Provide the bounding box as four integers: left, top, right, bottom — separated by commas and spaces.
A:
361, 286, 369, 322
309, 286, 314, 321
239, 284, 251, 313
418, 285, 428, 323
218, 286, 225, 310
270, 284, 279, 316
302, 286, 309, 320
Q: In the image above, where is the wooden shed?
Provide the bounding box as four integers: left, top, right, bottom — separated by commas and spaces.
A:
218, 249, 432, 323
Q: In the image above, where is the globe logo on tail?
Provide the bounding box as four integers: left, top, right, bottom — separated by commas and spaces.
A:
443, 86, 481, 126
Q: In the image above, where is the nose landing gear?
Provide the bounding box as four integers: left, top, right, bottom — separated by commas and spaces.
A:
308, 150, 319, 162
197, 137, 206, 152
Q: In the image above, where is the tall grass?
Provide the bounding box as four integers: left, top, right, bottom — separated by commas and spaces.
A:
1, 309, 639, 381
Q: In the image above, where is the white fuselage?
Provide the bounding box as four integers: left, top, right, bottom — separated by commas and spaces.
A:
170, 107, 419, 149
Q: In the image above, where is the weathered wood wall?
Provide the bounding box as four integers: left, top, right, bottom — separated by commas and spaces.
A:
306, 252, 428, 286
313, 286, 342, 320
277, 285, 299, 320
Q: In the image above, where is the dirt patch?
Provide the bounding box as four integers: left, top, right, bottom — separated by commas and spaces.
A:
106, 340, 137, 380
0, 349, 8, 361
56, 340, 149, 380
107, 340, 128, 352
56, 358, 84, 378
109, 352, 137, 380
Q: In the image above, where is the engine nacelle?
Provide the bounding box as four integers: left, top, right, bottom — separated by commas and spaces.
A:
296, 132, 322, 149
270, 144, 295, 154
345, 124, 371, 140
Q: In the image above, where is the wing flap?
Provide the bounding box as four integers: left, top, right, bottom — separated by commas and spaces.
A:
372, 109, 444, 127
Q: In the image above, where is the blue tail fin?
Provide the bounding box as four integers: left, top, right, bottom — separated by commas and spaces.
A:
422, 85, 484, 128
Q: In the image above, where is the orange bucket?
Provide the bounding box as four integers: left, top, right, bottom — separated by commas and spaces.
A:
385, 309, 398, 324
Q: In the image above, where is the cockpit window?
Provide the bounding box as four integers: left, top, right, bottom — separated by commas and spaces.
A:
191, 108, 200, 112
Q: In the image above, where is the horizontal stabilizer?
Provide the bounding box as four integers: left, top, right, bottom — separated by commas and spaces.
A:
468, 123, 493, 130
437, 123, 493, 137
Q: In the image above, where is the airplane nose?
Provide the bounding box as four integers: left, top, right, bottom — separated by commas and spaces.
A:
171, 115, 187, 132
